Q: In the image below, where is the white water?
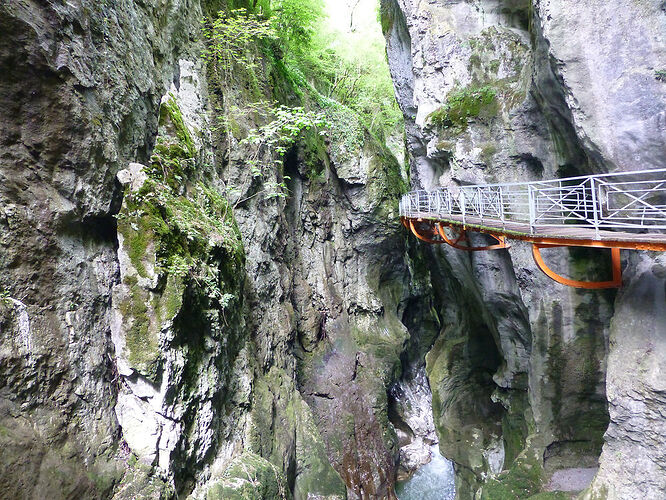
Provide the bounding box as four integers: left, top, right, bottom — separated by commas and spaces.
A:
396, 445, 456, 500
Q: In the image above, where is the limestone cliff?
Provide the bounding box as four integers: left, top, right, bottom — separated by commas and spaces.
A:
0, 0, 209, 496
381, 0, 666, 498
0, 0, 412, 498
0, 0, 665, 499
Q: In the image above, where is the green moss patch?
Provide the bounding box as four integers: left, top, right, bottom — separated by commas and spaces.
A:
379, 0, 397, 34
205, 452, 290, 500
326, 104, 366, 165
350, 317, 406, 384
291, 394, 347, 499
115, 96, 244, 378
528, 492, 572, 499
480, 142, 498, 165
429, 85, 498, 133
499, 390, 530, 468
367, 143, 407, 220
160, 94, 196, 157
117, 180, 244, 375
480, 452, 544, 500
114, 465, 171, 500
117, 278, 159, 375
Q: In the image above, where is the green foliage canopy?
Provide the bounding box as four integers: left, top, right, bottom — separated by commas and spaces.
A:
202, 8, 276, 76
201, 1, 404, 201
269, 0, 325, 52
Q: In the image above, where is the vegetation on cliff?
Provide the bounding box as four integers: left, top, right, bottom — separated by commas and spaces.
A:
192, 1, 407, 498
203, 0, 402, 157
428, 85, 499, 133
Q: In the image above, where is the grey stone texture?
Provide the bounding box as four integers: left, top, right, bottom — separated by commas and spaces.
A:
0, 1, 413, 499
0, 0, 207, 497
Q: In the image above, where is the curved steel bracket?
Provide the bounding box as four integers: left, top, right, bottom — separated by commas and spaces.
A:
436, 223, 510, 251
408, 219, 445, 244
532, 244, 622, 289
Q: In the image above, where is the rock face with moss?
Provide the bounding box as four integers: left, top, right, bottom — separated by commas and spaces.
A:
106, 12, 410, 500
111, 60, 252, 488
0, 0, 216, 497
219, 83, 412, 496
2, 0, 664, 499
381, 0, 666, 498
0, 0, 430, 499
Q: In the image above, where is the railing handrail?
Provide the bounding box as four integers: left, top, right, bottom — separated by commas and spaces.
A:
399, 168, 666, 235
422, 167, 666, 190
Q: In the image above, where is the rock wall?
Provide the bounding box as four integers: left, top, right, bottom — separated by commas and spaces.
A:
0, 0, 208, 496
0, 1, 426, 499
381, 0, 666, 498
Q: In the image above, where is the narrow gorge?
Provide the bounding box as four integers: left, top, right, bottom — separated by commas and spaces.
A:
0, 1, 664, 499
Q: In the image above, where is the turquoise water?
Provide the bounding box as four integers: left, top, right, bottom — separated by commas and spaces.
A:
395, 445, 456, 500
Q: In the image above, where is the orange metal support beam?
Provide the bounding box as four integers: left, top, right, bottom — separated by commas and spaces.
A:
532, 245, 622, 289
436, 223, 509, 251
430, 219, 666, 252
401, 217, 633, 288
408, 219, 445, 244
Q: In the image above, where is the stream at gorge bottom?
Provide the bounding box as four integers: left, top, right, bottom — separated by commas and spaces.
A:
395, 445, 456, 500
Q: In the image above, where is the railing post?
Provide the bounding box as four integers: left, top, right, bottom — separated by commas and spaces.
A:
478, 187, 483, 223
559, 180, 564, 225
528, 184, 536, 235
461, 191, 466, 225
499, 186, 505, 227
590, 177, 600, 239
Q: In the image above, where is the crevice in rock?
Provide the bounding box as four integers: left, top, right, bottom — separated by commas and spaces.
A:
529, 8, 606, 176
388, 366, 439, 482
67, 214, 119, 247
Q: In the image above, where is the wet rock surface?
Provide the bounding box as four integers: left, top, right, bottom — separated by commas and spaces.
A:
0, 0, 420, 498
546, 467, 598, 493
395, 444, 455, 500
0, 0, 207, 496
389, 367, 438, 480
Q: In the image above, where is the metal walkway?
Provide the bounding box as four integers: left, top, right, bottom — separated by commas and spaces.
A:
399, 168, 666, 288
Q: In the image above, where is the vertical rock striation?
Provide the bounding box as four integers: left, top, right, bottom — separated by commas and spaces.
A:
1, 0, 664, 498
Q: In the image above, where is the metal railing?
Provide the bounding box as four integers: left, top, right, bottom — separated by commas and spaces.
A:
399, 168, 666, 237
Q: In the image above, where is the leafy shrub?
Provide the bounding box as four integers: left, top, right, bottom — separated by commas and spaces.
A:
0, 288, 12, 305
267, 0, 324, 53
202, 8, 276, 78
237, 105, 330, 201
